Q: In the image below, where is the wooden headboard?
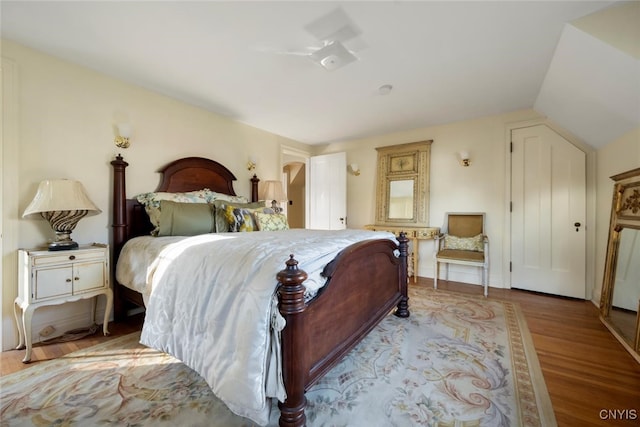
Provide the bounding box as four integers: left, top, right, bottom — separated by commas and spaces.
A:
111, 154, 259, 258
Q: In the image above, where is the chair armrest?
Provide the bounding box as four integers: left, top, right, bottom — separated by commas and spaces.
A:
433, 233, 446, 252
434, 233, 445, 251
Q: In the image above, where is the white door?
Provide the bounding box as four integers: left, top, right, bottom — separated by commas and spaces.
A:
511, 124, 586, 298
309, 152, 347, 230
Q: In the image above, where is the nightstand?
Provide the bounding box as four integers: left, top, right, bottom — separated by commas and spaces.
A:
13, 243, 113, 363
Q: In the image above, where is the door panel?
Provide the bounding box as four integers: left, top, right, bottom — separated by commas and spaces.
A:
511, 124, 586, 298
74, 262, 106, 293
309, 152, 346, 230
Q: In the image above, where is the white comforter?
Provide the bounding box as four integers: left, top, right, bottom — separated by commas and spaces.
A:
116, 229, 395, 425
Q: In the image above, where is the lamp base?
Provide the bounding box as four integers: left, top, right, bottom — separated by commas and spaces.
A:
271, 200, 283, 214
48, 240, 79, 251
41, 211, 88, 251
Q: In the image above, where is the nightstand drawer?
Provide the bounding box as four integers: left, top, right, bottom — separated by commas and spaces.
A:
32, 250, 105, 266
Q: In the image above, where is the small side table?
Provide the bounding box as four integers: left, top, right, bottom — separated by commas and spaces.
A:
13, 243, 113, 363
364, 225, 439, 282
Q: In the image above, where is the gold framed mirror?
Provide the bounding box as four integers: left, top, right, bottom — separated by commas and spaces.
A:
375, 140, 432, 226
599, 167, 640, 363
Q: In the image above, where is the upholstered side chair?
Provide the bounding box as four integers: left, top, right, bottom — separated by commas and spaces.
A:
434, 212, 489, 296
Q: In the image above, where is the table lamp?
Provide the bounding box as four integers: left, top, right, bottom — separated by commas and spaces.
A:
259, 180, 286, 214
23, 179, 101, 251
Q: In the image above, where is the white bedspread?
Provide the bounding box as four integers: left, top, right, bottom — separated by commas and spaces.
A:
116, 229, 395, 425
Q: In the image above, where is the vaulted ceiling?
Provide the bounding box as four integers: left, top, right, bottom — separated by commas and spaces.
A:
1, 1, 638, 148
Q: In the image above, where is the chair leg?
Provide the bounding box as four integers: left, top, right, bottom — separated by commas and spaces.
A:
483, 265, 489, 297
434, 259, 439, 289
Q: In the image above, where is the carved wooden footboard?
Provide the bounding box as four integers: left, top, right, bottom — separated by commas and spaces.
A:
277, 236, 409, 426
110, 154, 408, 426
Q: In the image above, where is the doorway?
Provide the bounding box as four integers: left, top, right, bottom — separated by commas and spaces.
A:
281, 146, 310, 229
282, 162, 305, 228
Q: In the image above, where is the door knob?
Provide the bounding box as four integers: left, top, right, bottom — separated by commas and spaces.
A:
574, 222, 581, 232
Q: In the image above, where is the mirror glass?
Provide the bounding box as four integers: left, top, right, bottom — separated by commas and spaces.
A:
388, 179, 414, 219
607, 228, 640, 345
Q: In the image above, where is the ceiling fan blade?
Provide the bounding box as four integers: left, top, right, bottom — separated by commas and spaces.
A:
254, 42, 317, 57
304, 7, 361, 43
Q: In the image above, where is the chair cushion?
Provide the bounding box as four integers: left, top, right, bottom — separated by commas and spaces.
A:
436, 249, 485, 263
443, 234, 484, 252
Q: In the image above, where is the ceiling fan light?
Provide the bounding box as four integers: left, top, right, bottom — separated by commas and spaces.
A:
378, 84, 393, 95
310, 40, 357, 71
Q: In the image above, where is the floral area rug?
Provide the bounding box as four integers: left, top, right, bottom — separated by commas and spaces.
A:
0, 287, 556, 426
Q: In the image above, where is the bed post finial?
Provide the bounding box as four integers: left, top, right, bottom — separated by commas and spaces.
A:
395, 231, 410, 318
277, 255, 308, 427
251, 174, 260, 203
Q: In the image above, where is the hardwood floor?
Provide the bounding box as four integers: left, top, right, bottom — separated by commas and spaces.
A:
2, 280, 639, 426
0, 313, 144, 377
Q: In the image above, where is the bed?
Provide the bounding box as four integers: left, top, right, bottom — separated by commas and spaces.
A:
110, 154, 409, 426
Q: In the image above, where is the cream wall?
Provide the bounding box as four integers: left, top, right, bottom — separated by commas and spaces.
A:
313, 110, 600, 293
593, 127, 640, 303
1, 40, 309, 350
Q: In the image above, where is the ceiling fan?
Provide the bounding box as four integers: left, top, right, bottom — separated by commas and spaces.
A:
260, 8, 364, 71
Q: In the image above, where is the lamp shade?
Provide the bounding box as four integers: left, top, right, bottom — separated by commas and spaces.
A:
259, 180, 286, 202
23, 180, 101, 218
23, 180, 101, 251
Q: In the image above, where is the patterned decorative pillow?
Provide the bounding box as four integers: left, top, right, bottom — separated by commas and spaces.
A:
223, 205, 264, 232
136, 189, 213, 235
443, 234, 484, 252
212, 200, 271, 232
254, 212, 289, 231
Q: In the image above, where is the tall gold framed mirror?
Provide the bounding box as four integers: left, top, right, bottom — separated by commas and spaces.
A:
366, 140, 438, 282
600, 167, 640, 363
375, 140, 432, 226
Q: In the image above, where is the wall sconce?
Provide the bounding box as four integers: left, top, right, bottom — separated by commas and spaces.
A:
260, 180, 286, 214
458, 151, 471, 167
247, 156, 257, 172
114, 123, 132, 148
23, 180, 101, 251
349, 163, 361, 176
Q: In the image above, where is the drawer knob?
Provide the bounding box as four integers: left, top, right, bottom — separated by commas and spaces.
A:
69, 255, 76, 260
